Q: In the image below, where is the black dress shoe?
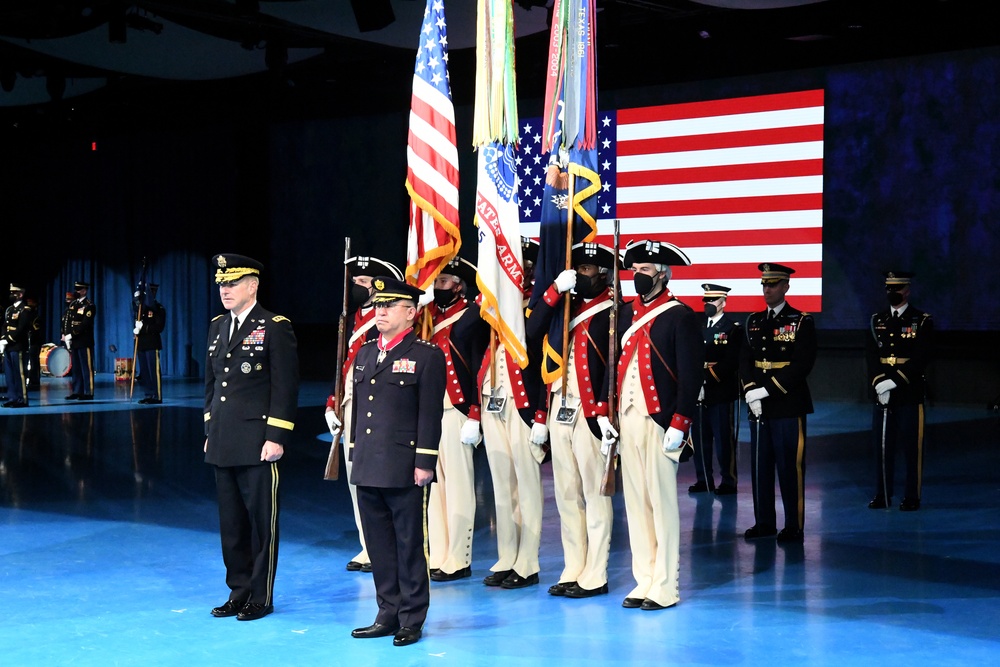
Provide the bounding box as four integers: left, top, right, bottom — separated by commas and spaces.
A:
430, 566, 471, 582
776, 528, 804, 543
393, 626, 422, 646
868, 494, 891, 509
688, 481, 715, 493
78, 394, 94, 400
622, 597, 644, 608
361, 563, 373, 573
483, 569, 513, 586
744, 525, 777, 540
500, 572, 539, 589
2, 400, 14, 408
564, 582, 609, 598
352, 622, 399, 639
547, 581, 577, 596
10, 400, 29, 408
65, 394, 79, 400
899, 498, 921, 512
346, 560, 363, 571
211, 599, 247, 617
236, 602, 273, 621
641, 598, 674, 611
139, 398, 162, 404
715, 484, 738, 496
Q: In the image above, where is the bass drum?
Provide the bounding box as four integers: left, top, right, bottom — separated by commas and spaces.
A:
40, 343, 72, 377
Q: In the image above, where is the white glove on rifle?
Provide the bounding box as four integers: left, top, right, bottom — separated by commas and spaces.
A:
530, 421, 548, 446
875, 379, 896, 405
324, 409, 342, 437
460, 418, 482, 446
662, 426, 685, 454
64, 333, 72, 350
417, 289, 434, 309
133, 321, 143, 335
749, 400, 762, 418
554, 269, 577, 294
745, 387, 769, 403
597, 415, 618, 457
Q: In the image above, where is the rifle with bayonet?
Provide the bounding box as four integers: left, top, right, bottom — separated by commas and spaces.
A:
324, 237, 351, 481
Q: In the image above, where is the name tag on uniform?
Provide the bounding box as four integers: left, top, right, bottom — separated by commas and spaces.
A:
392, 359, 416, 373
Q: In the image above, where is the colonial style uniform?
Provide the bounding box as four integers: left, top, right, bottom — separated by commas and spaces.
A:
471, 319, 545, 589
351, 278, 445, 637
67, 281, 96, 400
740, 263, 817, 543
605, 240, 702, 610
525, 242, 615, 597
328, 255, 403, 572
866, 271, 933, 511
426, 258, 489, 580
690, 283, 742, 495
135, 285, 166, 404
205, 254, 299, 621
2, 285, 33, 408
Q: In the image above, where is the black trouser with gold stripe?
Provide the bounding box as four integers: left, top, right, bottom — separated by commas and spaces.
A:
871, 403, 923, 503
215, 462, 280, 606
357, 484, 429, 630
749, 415, 806, 533
691, 400, 738, 489
3, 350, 28, 403
70, 346, 94, 396
138, 349, 161, 399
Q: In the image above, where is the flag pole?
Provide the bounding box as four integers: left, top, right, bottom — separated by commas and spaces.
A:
560, 172, 576, 406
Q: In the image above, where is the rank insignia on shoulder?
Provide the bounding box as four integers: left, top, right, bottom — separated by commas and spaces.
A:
393, 359, 416, 373
273, 315, 290, 323
355, 365, 365, 372
212, 314, 226, 322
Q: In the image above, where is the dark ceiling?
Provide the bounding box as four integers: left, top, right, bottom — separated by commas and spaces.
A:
2, 0, 999, 130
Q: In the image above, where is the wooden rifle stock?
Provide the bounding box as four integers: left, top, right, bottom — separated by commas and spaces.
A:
600, 220, 621, 497
324, 237, 351, 481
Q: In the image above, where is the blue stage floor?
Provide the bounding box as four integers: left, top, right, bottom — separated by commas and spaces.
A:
1, 375, 998, 665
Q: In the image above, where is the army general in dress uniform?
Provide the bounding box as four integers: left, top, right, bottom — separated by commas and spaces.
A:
740, 263, 817, 544
350, 277, 446, 647
204, 254, 299, 622
866, 271, 933, 512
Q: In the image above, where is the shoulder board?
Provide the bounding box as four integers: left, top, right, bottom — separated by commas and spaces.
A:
416, 339, 436, 347
272, 315, 291, 323
211, 314, 226, 322
361, 338, 376, 346
800, 312, 811, 317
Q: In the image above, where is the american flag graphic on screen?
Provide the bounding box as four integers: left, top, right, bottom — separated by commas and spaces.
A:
518, 89, 825, 312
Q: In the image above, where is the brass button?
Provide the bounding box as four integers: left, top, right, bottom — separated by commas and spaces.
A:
366, 428, 371, 434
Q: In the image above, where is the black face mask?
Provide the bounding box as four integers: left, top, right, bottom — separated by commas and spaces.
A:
887, 291, 905, 307
704, 302, 718, 317
9, 295, 18, 304
633, 273, 656, 298
433, 288, 457, 308
349, 284, 372, 308
574, 273, 605, 299
74, 291, 84, 300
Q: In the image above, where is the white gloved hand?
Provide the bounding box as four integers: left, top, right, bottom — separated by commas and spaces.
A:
554, 269, 577, 294
698, 385, 705, 402
749, 400, 762, 418
874, 379, 897, 395
460, 418, 482, 446
877, 392, 890, 405
530, 421, 548, 445
64, 333, 72, 350
133, 321, 143, 335
745, 387, 770, 403
597, 415, 618, 456
417, 289, 435, 309
324, 409, 342, 437
662, 426, 685, 453
0, 340, 7, 354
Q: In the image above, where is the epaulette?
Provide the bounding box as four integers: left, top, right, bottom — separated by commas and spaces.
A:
211, 314, 226, 322
273, 315, 291, 323
361, 338, 376, 346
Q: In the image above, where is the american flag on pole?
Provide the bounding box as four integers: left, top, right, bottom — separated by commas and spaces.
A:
519, 89, 825, 312
405, 0, 461, 291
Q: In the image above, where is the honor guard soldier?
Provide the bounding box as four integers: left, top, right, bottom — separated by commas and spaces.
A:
598, 240, 703, 610
205, 254, 299, 622
349, 277, 446, 647
525, 242, 616, 598
740, 263, 817, 543
2, 283, 33, 408
325, 255, 404, 574
134, 283, 166, 404
690, 284, 742, 495
866, 271, 933, 511
464, 245, 545, 591
65, 281, 96, 400
426, 257, 489, 582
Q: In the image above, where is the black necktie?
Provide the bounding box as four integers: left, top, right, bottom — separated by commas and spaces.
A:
767, 309, 775, 320
229, 316, 240, 344
892, 310, 900, 320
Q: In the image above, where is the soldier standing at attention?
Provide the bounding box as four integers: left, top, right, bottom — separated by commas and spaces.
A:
866, 271, 933, 512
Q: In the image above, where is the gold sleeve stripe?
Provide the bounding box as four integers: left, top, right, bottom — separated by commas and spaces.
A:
415, 448, 438, 456
267, 417, 295, 430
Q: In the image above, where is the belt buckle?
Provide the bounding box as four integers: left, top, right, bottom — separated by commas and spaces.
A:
887, 355, 897, 366
485, 393, 506, 413
555, 405, 578, 425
